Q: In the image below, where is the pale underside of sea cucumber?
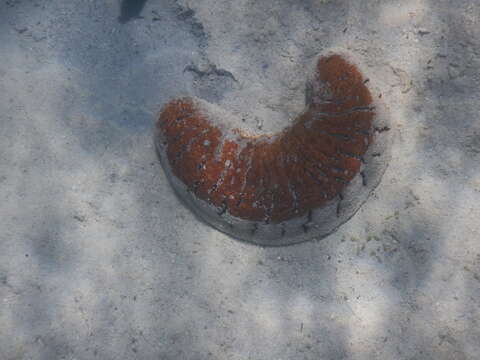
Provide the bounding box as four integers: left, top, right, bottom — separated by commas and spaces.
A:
155, 52, 391, 246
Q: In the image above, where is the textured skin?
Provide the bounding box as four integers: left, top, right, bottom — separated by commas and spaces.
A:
157, 55, 374, 226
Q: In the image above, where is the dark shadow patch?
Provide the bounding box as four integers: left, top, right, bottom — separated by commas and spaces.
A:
118, 0, 148, 24
174, 4, 208, 49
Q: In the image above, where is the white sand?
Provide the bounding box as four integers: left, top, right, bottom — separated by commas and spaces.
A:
0, 0, 479, 358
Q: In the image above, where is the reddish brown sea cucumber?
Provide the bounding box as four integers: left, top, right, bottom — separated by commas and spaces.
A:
155, 52, 390, 245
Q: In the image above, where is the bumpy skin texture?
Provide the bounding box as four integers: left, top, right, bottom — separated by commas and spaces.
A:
156, 53, 388, 245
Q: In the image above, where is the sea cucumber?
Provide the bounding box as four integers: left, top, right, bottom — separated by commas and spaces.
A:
155, 52, 391, 246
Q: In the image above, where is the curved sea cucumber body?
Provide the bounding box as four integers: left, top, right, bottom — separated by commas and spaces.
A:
155, 52, 391, 246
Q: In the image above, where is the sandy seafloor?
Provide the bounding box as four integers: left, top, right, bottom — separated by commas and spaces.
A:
1, 0, 480, 359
